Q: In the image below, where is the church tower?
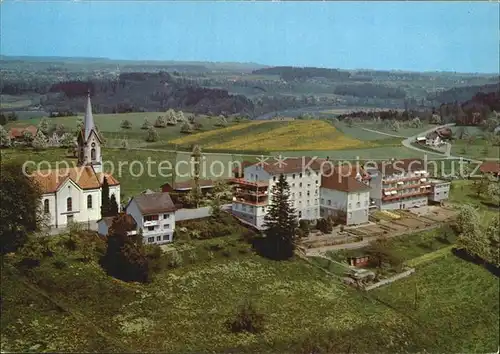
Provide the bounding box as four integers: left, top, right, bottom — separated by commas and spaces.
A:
77, 92, 103, 173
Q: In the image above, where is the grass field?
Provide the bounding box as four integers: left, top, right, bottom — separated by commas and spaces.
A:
334, 121, 433, 139
451, 138, 500, 160
2, 228, 498, 353
171, 120, 368, 152
5, 112, 235, 149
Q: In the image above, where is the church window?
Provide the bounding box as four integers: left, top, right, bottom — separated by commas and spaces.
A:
91, 142, 96, 147
67, 197, 72, 212
43, 199, 49, 213
91, 148, 96, 160
87, 195, 92, 209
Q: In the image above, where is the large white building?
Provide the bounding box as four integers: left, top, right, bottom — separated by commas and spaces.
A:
33, 93, 120, 228
231, 158, 321, 229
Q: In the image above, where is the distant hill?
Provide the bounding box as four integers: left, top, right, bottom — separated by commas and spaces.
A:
252, 66, 351, 81
428, 82, 499, 104
43, 72, 255, 116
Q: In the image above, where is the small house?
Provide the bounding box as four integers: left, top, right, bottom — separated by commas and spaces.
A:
97, 214, 137, 237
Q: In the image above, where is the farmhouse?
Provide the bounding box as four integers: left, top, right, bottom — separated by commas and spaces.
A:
32, 94, 120, 228
125, 191, 176, 245
8, 125, 38, 141
479, 161, 500, 178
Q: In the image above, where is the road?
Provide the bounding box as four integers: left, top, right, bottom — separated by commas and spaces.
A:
360, 128, 405, 138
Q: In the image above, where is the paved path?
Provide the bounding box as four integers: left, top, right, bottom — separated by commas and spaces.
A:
359, 127, 405, 138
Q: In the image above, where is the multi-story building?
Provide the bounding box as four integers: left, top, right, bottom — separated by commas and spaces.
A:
320, 167, 371, 225
125, 191, 176, 244
231, 158, 322, 229
428, 179, 451, 204
364, 159, 431, 210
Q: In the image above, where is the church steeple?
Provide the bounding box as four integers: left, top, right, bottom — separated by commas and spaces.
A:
84, 91, 96, 141
78, 91, 102, 173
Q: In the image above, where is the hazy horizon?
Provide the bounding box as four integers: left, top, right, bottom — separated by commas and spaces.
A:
1, 1, 499, 74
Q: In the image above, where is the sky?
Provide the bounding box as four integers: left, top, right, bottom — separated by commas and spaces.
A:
1, 1, 498, 73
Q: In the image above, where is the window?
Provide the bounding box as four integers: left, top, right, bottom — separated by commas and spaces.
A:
163, 234, 170, 241
307, 191, 310, 197
163, 224, 170, 229
261, 207, 265, 212
148, 226, 154, 231
292, 183, 295, 188
315, 199, 318, 205
356, 202, 360, 208
316, 180, 319, 185
292, 193, 295, 198
156, 236, 162, 241
144, 215, 159, 222
307, 200, 310, 206
148, 237, 154, 243
299, 173, 302, 178
163, 214, 170, 219
87, 195, 92, 209
321, 198, 324, 204
307, 171, 311, 176
299, 182, 303, 187
292, 174, 296, 179
43, 199, 49, 213
299, 192, 302, 197
298, 211, 302, 218
348, 212, 352, 219
348, 203, 352, 209
307, 184, 310, 188
66, 197, 72, 212
91, 148, 96, 160
273, 176, 276, 181
328, 200, 331, 206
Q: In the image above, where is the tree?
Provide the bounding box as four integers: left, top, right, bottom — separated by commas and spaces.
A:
366, 237, 403, 270
188, 114, 196, 124
55, 124, 66, 136
109, 194, 119, 216
32, 130, 48, 151
485, 217, 499, 266
76, 118, 84, 131
0, 125, 11, 148
210, 195, 223, 220
145, 126, 159, 142
100, 213, 151, 283
226, 299, 265, 334
0, 162, 43, 254
180, 122, 194, 134
141, 118, 152, 130
23, 131, 34, 144
120, 119, 132, 129
212, 180, 232, 202
473, 175, 489, 197
430, 114, 442, 124
455, 205, 489, 261
262, 174, 298, 260
410, 117, 422, 128
165, 109, 177, 126
154, 116, 167, 128
38, 118, 49, 135
215, 115, 227, 127
391, 120, 400, 132
487, 182, 500, 205
101, 177, 110, 218
60, 133, 74, 149
175, 111, 185, 123
120, 138, 129, 150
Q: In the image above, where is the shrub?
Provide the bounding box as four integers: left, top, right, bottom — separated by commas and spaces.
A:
226, 300, 265, 334
120, 120, 132, 129
168, 250, 183, 268
145, 126, 159, 142
180, 122, 194, 134
53, 258, 67, 270
141, 118, 152, 130
154, 116, 167, 128
316, 218, 333, 233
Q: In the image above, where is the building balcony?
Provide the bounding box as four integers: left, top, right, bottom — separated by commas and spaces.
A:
231, 178, 269, 188
233, 197, 268, 206
382, 174, 427, 183
383, 182, 428, 192
143, 220, 159, 227
234, 189, 268, 197
382, 190, 431, 202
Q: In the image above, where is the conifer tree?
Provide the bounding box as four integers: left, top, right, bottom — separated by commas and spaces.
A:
101, 177, 110, 217
262, 174, 298, 260
109, 194, 119, 216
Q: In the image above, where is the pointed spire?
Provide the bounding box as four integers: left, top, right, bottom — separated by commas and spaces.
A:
83, 91, 95, 141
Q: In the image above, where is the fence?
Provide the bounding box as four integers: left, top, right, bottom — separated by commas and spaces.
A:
175, 204, 231, 221
364, 268, 415, 291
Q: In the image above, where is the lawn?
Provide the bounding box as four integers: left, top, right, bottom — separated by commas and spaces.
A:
334, 121, 433, 140
451, 138, 500, 160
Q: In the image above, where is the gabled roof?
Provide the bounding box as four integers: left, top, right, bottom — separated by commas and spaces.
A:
96, 172, 120, 186
32, 166, 119, 194
129, 192, 176, 215
164, 179, 218, 191
321, 168, 371, 193
479, 161, 500, 174
9, 125, 38, 139
98, 214, 137, 229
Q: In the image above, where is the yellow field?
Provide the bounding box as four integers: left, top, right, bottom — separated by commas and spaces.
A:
169, 121, 267, 145
206, 120, 366, 151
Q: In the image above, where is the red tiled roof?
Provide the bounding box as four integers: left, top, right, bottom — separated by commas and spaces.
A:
479, 161, 500, 174
99, 214, 137, 228
9, 125, 38, 139
32, 166, 119, 194
321, 169, 370, 193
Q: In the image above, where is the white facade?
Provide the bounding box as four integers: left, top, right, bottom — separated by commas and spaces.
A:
320, 188, 370, 225
231, 164, 320, 229
125, 199, 175, 245
41, 179, 121, 228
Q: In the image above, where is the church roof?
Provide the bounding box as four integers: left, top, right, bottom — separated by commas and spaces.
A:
83, 93, 96, 141
32, 166, 119, 194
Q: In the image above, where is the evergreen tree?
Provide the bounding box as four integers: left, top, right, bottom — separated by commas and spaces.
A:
210, 195, 223, 220
262, 174, 298, 260
100, 213, 151, 283
109, 194, 119, 216
101, 177, 110, 218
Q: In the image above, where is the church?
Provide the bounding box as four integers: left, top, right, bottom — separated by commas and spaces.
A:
33, 94, 120, 229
